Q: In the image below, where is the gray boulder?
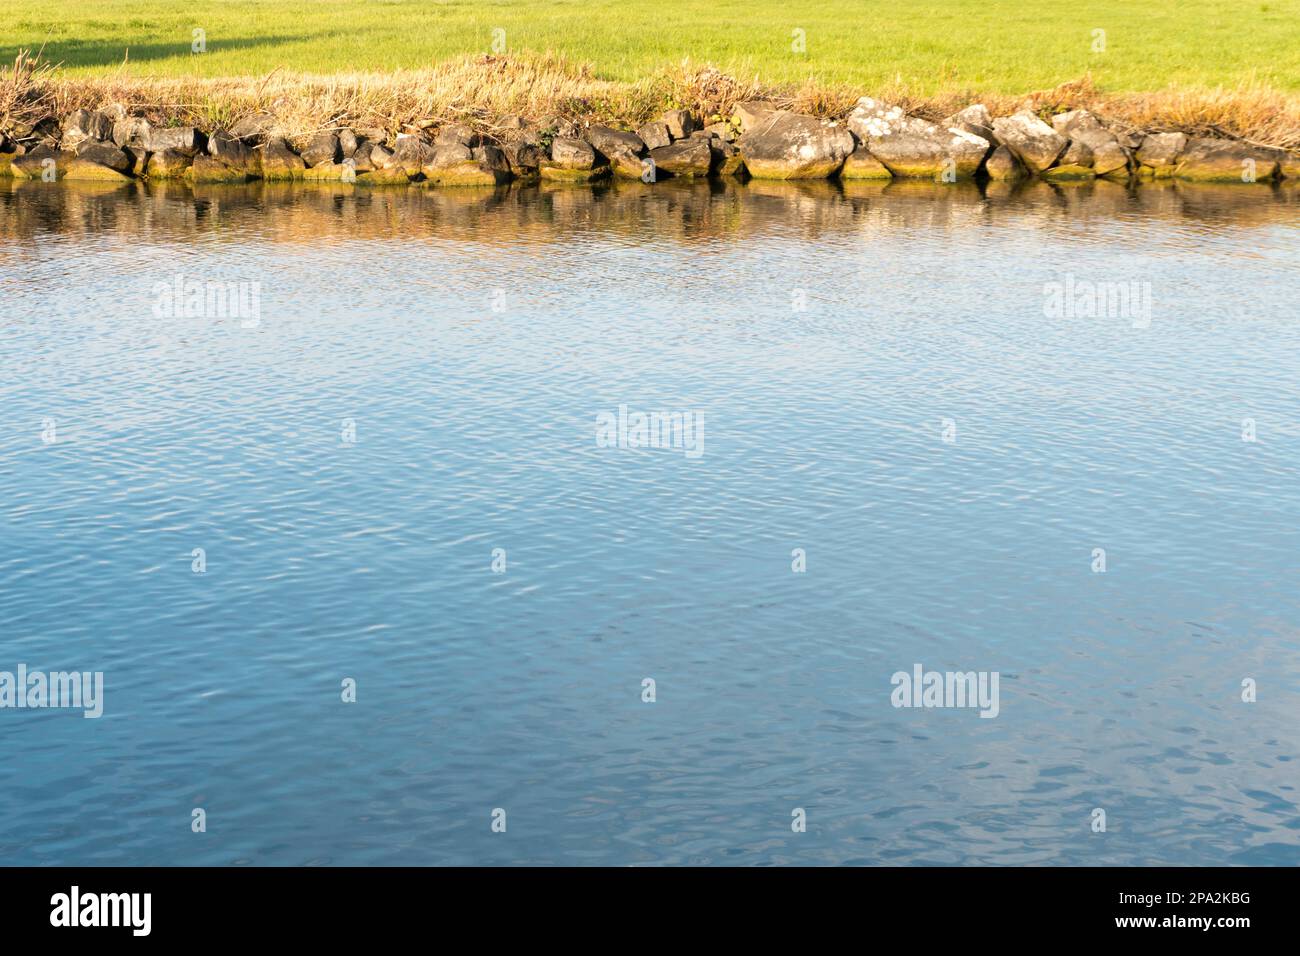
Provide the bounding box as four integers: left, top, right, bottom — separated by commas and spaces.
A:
301, 132, 341, 167
648, 137, 712, 177
990, 110, 1066, 173
1174, 137, 1280, 182
147, 149, 194, 179
733, 101, 777, 133
984, 145, 1025, 181
548, 137, 597, 169
661, 109, 695, 139
62, 109, 115, 148
146, 126, 202, 156
586, 126, 645, 159
737, 111, 854, 179
260, 137, 306, 180
207, 129, 254, 165
841, 144, 892, 180
1134, 132, 1187, 176
848, 98, 990, 179
386, 135, 435, 174
112, 116, 151, 149
636, 122, 672, 150
945, 104, 996, 144
73, 140, 132, 173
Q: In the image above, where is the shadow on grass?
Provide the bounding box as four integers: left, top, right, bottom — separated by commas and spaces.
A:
0, 35, 318, 69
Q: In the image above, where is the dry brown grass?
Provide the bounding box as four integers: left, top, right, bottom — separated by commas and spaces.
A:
3, 51, 1298, 150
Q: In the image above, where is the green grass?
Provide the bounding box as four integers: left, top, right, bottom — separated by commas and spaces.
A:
5, 0, 1300, 94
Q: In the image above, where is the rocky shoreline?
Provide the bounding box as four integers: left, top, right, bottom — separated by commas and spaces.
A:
3, 98, 1299, 188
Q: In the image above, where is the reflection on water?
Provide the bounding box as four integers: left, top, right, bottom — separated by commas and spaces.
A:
1, 178, 1298, 866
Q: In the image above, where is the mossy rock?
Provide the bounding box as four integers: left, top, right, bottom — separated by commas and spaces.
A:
62, 159, 132, 182
1042, 164, 1097, 181
539, 164, 611, 182
354, 168, 412, 186
422, 162, 510, 186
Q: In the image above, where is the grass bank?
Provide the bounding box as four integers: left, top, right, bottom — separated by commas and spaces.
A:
3, 1, 1299, 148
6, 0, 1300, 93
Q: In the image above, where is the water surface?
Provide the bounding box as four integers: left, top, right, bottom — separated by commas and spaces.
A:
1, 177, 1298, 865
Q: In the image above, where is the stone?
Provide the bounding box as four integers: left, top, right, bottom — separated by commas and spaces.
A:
499, 140, 543, 172
1066, 127, 1129, 177
538, 163, 610, 183
368, 143, 394, 168
435, 123, 476, 147
704, 122, 736, 142
61, 158, 132, 182
733, 101, 777, 133
145, 126, 202, 156
661, 109, 695, 139
1257, 147, 1300, 180
350, 141, 377, 171
840, 144, 892, 180
1051, 109, 1103, 137
548, 137, 597, 169
9, 146, 65, 178
259, 137, 306, 180
229, 112, 277, 142
983, 145, 1024, 181
1041, 164, 1096, 181
606, 145, 651, 179
711, 139, 746, 177
208, 129, 254, 165
945, 104, 996, 144
123, 146, 149, 176
1134, 132, 1187, 176
354, 166, 411, 186
636, 122, 672, 151
187, 155, 255, 183
1058, 139, 1094, 168
111, 116, 151, 149
848, 98, 990, 179
586, 126, 645, 159
425, 143, 473, 167
62, 109, 115, 148
146, 148, 194, 179
302, 161, 357, 182
990, 110, 1067, 173
338, 128, 359, 158
301, 132, 341, 167
648, 137, 713, 178
1174, 137, 1280, 182
73, 140, 132, 173
386, 135, 435, 174
737, 111, 854, 180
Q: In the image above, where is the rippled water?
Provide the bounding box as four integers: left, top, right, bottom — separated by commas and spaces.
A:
1, 177, 1298, 866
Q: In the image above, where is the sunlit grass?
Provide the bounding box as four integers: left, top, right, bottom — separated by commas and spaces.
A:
4, 0, 1299, 94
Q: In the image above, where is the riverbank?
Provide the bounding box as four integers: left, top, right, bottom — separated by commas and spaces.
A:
4, 54, 1300, 190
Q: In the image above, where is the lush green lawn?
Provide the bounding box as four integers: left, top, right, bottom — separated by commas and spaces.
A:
5, 0, 1299, 93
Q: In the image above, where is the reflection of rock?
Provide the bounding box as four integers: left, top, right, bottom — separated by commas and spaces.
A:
737, 112, 854, 180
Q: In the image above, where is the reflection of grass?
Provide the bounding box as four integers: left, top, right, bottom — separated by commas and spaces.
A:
4, 0, 1300, 93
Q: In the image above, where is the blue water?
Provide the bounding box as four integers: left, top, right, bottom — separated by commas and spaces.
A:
1, 178, 1298, 866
